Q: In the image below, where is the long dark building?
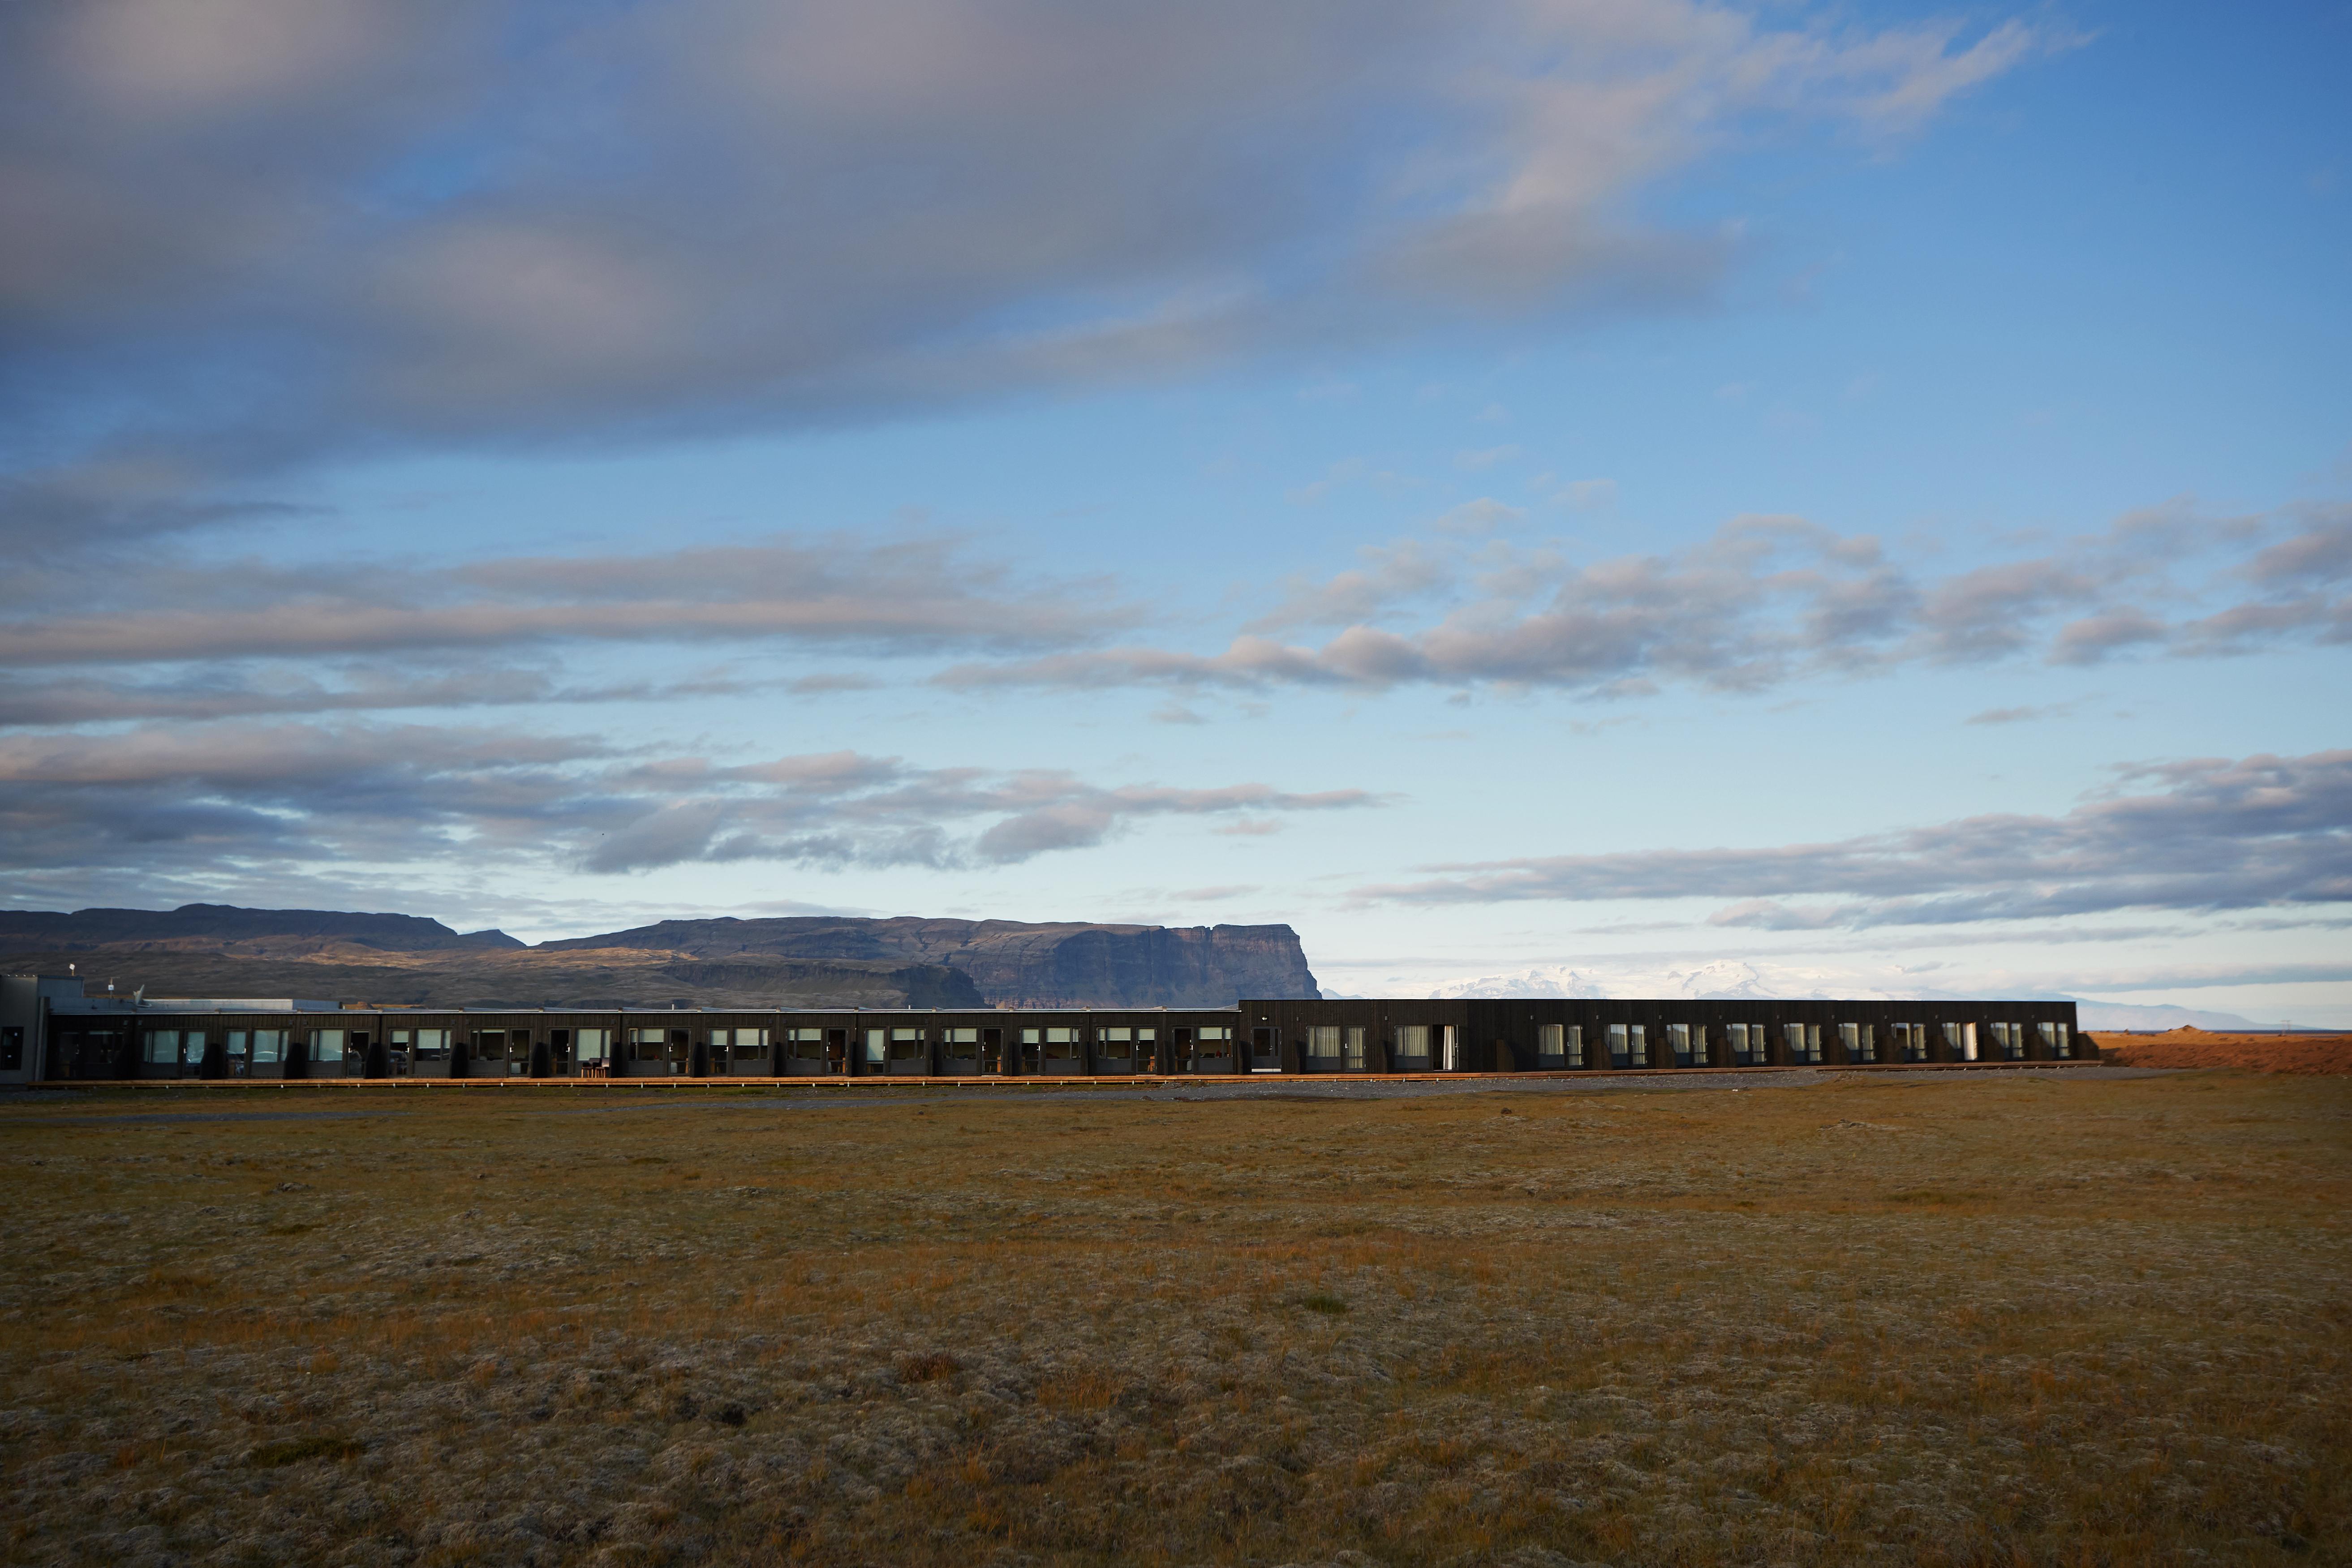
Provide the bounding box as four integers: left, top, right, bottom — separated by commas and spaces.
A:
0, 974, 2089, 1082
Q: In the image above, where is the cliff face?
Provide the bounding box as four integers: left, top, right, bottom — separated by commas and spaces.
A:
0, 904, 520, 953
0, 906, 1315, 1008
542, 917, 1321, 1006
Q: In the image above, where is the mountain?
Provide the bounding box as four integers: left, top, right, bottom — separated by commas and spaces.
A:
540, 917, 1320, 1006
2068, 1001, 2260, 1031
0, 906, 1318, 1009
1430, 960, 1893, 1001
0, 904, 520, 954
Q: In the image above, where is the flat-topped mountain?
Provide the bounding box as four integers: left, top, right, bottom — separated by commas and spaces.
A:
0, 904, 521, 954
0, 906, 1319, 1009
542, 916, 1320, 1007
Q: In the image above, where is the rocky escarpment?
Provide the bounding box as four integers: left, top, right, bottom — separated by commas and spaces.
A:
0, 906, 1314, 1008
0, 904, 520, 954
541, 917, 1321, 1006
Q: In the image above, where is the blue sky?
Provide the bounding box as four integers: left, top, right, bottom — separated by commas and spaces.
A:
2, 0, 2346, 1021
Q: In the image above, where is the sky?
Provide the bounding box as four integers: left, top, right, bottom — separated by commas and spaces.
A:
2, 0, 2347, 1022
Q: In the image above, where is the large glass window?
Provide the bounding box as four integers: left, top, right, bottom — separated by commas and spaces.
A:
1944, 1021, 1977, 1061
1394, 1024, 1429, 1059
414, 1029, 451, 1061
144, 1030, 182, 1065
886, 1028, 923, 1061
1307, 1025, 1341, 1059
313, 1028, 345, 1063
1838, 1023, 1875, 1064
250, 1030, 285, 1065
1890, 1022, 1927, 1063
1343, 1027, 1366, 1069
1538, 1023, 1585, 1068
864, 1029, 888, 1065
1783, 1023, 1823, 1065
942, 1027, 979, 1060
1989, 1022, 2025, 1060
1607, 1024, 1647, 1068
626, 1028, 667, 1061
574, 1028, 611, 1064
2039, 1021, 2071, 1059
1668, 1022, 1702, 1067
1098, 1027, 1134, 1059
1726, 1023, 1763, 1066
783, 1028, 827, 1059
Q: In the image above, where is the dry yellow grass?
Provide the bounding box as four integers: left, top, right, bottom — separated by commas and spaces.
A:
0, 1070, 2346, 1567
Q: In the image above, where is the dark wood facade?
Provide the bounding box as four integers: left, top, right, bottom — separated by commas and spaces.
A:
23, 995, 2090, 1080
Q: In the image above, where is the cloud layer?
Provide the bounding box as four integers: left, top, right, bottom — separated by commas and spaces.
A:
1, 0, 2064, 533
0, 720, 1379, 896
938, 503, 2352, 699
1355, 748, 2352, 926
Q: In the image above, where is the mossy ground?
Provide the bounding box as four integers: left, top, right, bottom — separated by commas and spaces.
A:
1, 1071, 2345, 1566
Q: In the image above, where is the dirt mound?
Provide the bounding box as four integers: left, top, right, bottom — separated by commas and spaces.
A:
2090, 1028, 2352, 1075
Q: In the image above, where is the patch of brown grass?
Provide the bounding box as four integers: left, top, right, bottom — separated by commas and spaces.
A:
0, 1074, 2346, 1565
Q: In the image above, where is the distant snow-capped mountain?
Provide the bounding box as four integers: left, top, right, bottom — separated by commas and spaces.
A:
1430, 960, 1905, 1001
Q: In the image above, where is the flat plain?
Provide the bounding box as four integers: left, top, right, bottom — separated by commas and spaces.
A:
1, 1070, 2345, 1567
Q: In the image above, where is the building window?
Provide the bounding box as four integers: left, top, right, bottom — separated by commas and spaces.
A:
1988, 1022, 2025, 1060
250, 1030, 285, 1065
144, 1030, 182, 1065
1668, 1022, 1703, 1067
1889, 1022, 1926, 1063
574, 1028, 611, 1064
1394, 1024, 1429, 1060
1607, 1024, 1647, 1068
1537, 1022, 1583, 1066
2039, 1021, 2071, 1059
1196, 1027, 1233, 1057
1098, 1027, 1134, 1060
863, 1029, 888, 1065
1343, 1027, 1366, 1069
626, 1028, 666, 1062
1944, 1021, 1977, 1061
1838, 1023, 1875, 1064
1306, 1025, 1341, 1059
710, 1027, 769, 1061
1725, 1023, 1763, 1066
942, 1027, 980, 1060
1784, 1023, 1822, 1065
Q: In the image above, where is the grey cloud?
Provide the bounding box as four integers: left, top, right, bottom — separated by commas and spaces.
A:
0, 531, 1121, 668
0, 718, 1379, 886
939, 505, 2352, 700
2, 0, 2059, 508
0, 666, 806, 728
1351, 748, 2352, 925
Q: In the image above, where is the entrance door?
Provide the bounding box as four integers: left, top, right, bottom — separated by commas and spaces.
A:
1249, 1027, 1281, 1073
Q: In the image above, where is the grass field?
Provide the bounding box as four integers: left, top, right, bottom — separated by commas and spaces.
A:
1, 1070, 2346, 1567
